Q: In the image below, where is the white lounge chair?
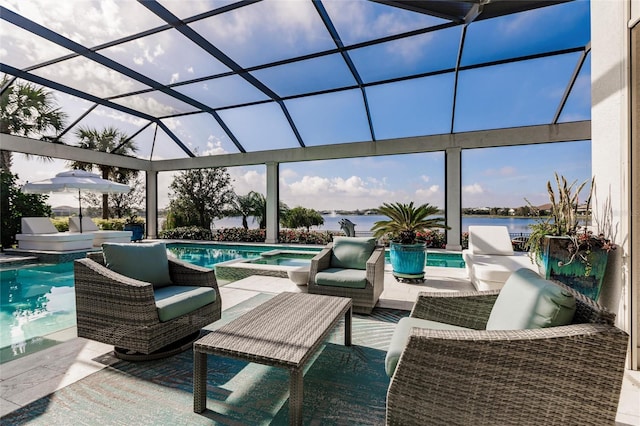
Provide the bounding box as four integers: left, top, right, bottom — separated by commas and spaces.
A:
462, 225, 537, 291
16, 217, 94, 251
69, 217, 132, 247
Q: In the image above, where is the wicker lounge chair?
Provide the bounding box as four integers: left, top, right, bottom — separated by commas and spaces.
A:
74, 243, 221, 358
308, 237, 384, 314
385, 270, 629, 425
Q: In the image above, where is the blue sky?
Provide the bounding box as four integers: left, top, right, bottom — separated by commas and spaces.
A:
3, 0, 592, 211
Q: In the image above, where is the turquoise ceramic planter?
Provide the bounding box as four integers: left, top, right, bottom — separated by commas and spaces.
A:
124, 224, 145, 242
538, 236, 609, 301
389, 242, 426, 277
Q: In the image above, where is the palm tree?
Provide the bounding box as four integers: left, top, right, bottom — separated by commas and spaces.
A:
0, 75, 67, 172
249, 192, 289, 230
68, 126, 138, 219
226, 192, 262, 229
371, 202, 449, 244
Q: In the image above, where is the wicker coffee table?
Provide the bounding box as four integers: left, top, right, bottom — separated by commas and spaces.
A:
193, 292, 352, 425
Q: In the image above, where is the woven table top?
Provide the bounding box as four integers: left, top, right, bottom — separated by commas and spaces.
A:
194, 292, 351, 369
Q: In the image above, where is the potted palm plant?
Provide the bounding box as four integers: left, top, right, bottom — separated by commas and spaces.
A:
526, 173, 616, 300
370, 202, 449, 282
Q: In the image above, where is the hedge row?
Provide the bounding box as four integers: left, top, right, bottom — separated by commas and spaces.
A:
158, 226, 470, 249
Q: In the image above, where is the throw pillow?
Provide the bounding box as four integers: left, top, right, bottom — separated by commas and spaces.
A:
486, 268, 576, 330
330, 237, 376, 270
102, 242, 172, 288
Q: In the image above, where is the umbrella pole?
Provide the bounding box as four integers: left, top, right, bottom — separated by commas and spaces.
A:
78, 189, 83, 233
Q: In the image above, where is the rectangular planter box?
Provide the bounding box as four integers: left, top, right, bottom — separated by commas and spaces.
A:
538, 235, 609, 301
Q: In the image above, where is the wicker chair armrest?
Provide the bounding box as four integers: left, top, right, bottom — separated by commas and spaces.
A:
87, 251, 105, 265
308, 244, 333, 284
168, 258, 219, 290
366, 246, 385, 290
366, 246, 385, 269
74, 258, 159, 325
410, 290, 500, 329
387, 324, 629, 426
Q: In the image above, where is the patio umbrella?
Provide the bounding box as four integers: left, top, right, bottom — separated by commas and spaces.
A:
22, 170, 130, 232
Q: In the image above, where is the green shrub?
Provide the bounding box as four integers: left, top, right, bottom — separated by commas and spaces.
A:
210, 228, 265, 242
278, 229, 336, 245
159, 226, 213, 240
51, 218, 69, 232
95, 218, 128, 231
161, 226, 339, 245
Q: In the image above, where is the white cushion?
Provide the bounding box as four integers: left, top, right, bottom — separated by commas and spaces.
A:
468, 226, 514, 255
385, 317, 470, 377
21, 217, 58, 234
69, 217, 99, 232
471, 253, 535, 282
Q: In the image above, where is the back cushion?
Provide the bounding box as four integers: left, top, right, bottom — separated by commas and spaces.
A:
102, 242, 173, 288
469, 226, 514, 255
486, 268, 576, 330
21, 217, 58, 234
330, 237, 377, 270
69, 217, 99, 232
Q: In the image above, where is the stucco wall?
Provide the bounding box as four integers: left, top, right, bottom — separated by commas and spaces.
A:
591, 0, 636, 368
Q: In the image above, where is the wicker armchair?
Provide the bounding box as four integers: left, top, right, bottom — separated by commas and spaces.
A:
75, 252, 221, 356
308, 237, 385, 314
386, 283, 629, 426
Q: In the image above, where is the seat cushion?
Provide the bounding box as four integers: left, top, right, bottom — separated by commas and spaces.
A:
330, 237, 376, 270
21, 217, 58, 234
468, 226, 514, 255
486, 268, 576, 330
385, 317, 470, 377
315, 268, 367, 289
154, 286, 216, 322
69, 216, 100, 232
102, 242, 173, 288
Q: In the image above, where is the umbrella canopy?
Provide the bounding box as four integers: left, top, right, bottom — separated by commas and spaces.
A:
22, 170, 130, 232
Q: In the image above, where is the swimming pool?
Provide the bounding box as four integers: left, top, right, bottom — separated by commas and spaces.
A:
167, 243, 466, 269
165, 243, 320, 269
0, 262, 76, 363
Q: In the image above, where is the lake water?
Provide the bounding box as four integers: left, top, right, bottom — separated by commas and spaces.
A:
212, 215, 538, 235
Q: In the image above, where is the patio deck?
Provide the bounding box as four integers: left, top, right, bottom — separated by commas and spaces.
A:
1, 265, 638, 424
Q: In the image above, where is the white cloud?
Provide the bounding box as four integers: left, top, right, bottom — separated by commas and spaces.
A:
228, 168, 265, 196
415, 185, 439, 198
333, 176, 368, 195
289, 175, 332, 195
280, 168, 298, 180
200, 137, 227, 156
463, 183, 484, 194
420, 175, 430, 183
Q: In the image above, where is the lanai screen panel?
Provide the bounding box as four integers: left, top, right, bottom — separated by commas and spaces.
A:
1, 0, 591, 159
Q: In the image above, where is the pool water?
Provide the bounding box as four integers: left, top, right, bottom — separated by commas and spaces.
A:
249, 257, 313, 267
166, 243, 320, 269
0, 262, 76, 362
246, 251, 466, 268
167, 243, 465, 269
423, 252, 466, 268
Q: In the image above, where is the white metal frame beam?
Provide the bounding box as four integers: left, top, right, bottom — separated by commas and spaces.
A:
149, 121, 591, 171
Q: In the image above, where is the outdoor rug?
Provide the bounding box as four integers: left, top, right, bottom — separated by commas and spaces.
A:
1, 293, 408, 425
